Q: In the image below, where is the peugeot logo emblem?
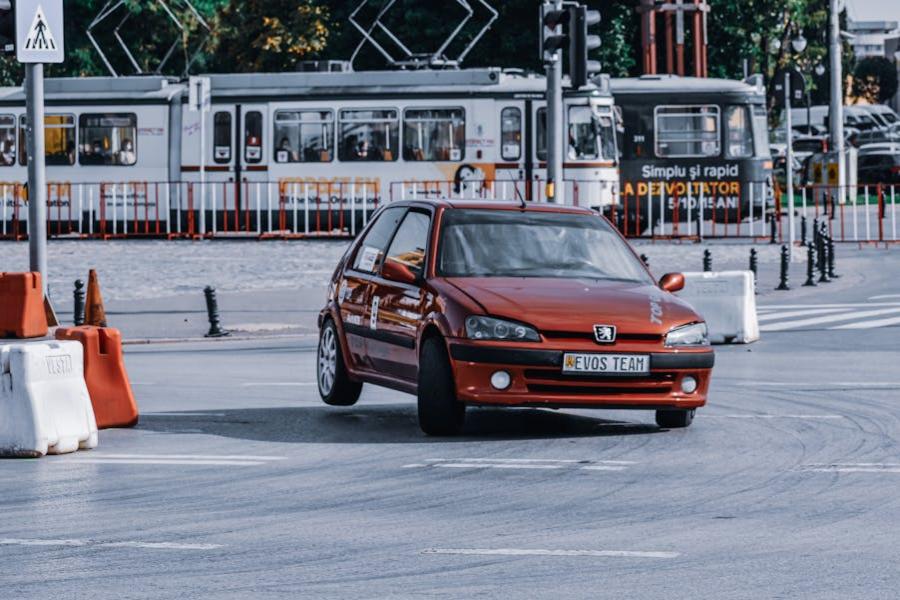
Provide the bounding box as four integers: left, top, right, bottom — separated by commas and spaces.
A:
593, 325, 616, 344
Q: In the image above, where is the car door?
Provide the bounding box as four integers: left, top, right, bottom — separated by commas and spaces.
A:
337, 205, 407, 370
367, 208, 432, 381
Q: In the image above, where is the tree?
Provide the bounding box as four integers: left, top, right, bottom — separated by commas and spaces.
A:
208, 0, 329, 73
852, 56, 899, 104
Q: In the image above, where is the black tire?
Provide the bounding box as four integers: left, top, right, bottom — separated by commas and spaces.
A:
317, 319, 362, 406
656, 409, 695, 429
417, 336, 465, 436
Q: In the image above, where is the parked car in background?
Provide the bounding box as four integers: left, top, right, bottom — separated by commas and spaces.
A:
856, 143, 900, 185
859, 104, 900, 129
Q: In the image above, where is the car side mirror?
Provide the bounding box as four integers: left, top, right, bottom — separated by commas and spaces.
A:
382, 258, 419, 285
659, 272, 685, 293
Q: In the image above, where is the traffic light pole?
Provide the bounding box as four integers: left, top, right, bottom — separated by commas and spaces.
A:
25, 63, 47, 293
546, 47, 564, 204
828, 0, 845, 202
784, 71, 795, 252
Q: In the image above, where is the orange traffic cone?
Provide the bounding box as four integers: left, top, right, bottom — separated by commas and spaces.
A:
84, 269, 107, 327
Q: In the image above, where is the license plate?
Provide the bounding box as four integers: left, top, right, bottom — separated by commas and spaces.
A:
562, 353, 649, 375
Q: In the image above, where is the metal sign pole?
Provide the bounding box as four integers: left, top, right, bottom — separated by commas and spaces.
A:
198, 80, 206, 236
25, 63, 46, 291
785, 71, 795, 253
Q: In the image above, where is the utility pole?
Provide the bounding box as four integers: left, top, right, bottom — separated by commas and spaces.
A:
829, 0, 844, 199
784, 71, 795, 251
542, 2, 566, 204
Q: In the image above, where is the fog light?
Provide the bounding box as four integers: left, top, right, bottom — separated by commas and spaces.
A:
681, 376, 698, 394
491, 370, 511, 390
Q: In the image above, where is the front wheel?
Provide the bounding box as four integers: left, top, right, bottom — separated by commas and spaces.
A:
656, 409, 695, 429
417, 336, 465, 436
318, 319, 362, 406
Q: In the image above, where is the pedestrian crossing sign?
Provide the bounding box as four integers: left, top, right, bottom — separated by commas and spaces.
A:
16, 0, 64, 64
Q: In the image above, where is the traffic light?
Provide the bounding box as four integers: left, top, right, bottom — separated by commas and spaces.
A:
569, 5, 601, 88
0, 0, 13, 56
540, 3, 569, 59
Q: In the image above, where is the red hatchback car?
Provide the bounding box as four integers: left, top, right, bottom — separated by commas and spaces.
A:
317, 200, 714, 435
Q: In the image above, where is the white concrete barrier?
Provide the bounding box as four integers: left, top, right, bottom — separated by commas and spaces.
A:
0, 341, 99, 457
677, 271, 760, 344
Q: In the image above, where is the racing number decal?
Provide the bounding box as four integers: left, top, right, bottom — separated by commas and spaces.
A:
649, 295, 664, 325
370, 296, 380, 330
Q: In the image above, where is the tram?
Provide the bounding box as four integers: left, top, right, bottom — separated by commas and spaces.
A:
608, 75, 774, 236
0, 68, 619, 238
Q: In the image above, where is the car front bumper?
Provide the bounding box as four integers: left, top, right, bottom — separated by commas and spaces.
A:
448, 343, 713, 409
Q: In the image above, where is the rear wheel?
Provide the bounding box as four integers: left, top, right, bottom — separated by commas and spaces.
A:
417, 336, 465, 436
318, 319, 362, 406
656, 409, 695, 429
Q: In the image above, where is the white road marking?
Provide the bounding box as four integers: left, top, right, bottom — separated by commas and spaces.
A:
760, 307, 900, 331
240, 382, 317, 387
59, 454, 287, 467
802, 465, 900, 474
705, 414, 844, 420
868, 294, 900, 300
435, 463, 564, 470
0, 538, 222, 550
756, 308, 847, 322
831, 314, 900, 329
760, 302, 900, 309
422, 548, 679, 559
424, 458, 636, 464
725, 381, 900, 388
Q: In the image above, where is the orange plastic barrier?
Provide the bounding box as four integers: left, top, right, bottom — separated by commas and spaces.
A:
55, 326, 138, 429
0, 272, 48, 339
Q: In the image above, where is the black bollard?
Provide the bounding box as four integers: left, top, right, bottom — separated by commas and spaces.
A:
776, 245, 791, 290
702, 249, 712, 272
800, 216, 807, 246
203, 286, 230, 338
803, 244, 817, 287
769, 213, 777, 244
817, 238, 830, 284
749, 248, 758, 294
73, 279, 86, 326
640, 253, 649, 267
827, 236, 839, 279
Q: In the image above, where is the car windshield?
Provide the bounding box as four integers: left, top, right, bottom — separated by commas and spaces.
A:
438, 209, 652, 282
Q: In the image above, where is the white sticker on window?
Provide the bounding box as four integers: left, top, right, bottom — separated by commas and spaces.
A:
370, 296, 380, 330
358, 246, 380, 273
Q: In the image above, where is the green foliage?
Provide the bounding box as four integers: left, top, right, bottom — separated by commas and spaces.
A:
852, 56, 899, 104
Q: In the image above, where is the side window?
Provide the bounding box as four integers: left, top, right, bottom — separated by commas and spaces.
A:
19, 114, 76, 166
351, 207, 406, 273
79, 113, 137, 166
0, 115, 15, 167
384, 211, 430, 276
339, 109, 399, 162
654, 105, 720, 158
568, 105, 598, 160
213, 112, 232, 163
245, 111, 263, 164
274, 110, 333, 163
536, 107, 547, 161
725, 105, 753, 159
403, 108, 465, 162
500, 107, 522, 161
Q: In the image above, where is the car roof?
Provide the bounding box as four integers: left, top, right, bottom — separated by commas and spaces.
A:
389, 199, 595, 214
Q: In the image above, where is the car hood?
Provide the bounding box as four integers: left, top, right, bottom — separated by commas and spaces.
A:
446, 277, 701, 335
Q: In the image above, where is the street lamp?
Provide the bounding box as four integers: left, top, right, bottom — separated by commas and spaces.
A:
791, 30, 808, 54
815, 63, 826, 77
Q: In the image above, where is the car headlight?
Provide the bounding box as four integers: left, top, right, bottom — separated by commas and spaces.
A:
465, 316, 540, 342
665, 322, 709, 347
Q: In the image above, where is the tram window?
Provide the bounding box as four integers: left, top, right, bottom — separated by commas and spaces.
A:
725, 106, 753, 158
273, 110, 333, 163
501, 107, 522, 161
339, 109, 398, 162
213, 112, 232, 164
19, 114, 76, 166
752, 105, 772, 157
245, 111, 263, 164
78, 113, 137, 166
568, 106, 599, 160
536, 108, 547, 161
654, 105, 720, 158
0, 115, 15, 167
403, 108, 465, 162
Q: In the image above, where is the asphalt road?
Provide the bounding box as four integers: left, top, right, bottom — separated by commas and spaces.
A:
2, 295, 900, 598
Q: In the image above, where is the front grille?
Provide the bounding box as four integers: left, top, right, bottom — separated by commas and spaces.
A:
526, 384, 673, 396
523, 368, 675, 396
541, 331, 663, 343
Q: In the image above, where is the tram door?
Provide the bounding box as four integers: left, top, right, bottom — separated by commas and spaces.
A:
494, 101, 532, 202
237, 104, 268, 232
